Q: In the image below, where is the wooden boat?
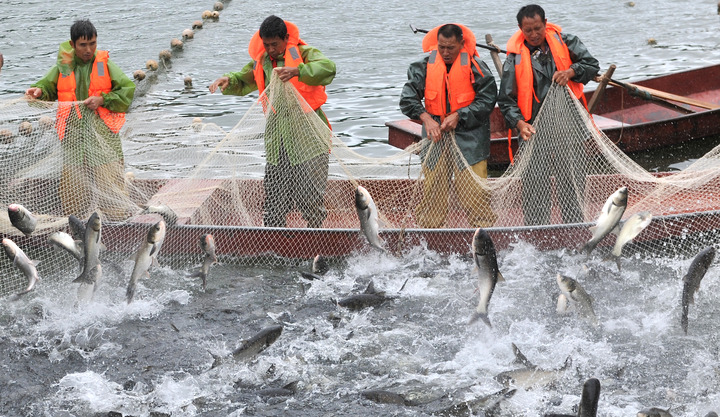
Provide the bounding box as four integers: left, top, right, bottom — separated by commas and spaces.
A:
386, 64, 720, 167
9, 174, 718, 262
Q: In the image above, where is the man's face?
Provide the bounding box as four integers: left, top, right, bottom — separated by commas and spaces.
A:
70, 35, 97, 63
262, 35, 289, 60
519, 14, 547, 48
437, 33, 463, 65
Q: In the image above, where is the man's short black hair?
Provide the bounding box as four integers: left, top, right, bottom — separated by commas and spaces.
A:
517, 4, 546, 25
259, 15, 287, 40
70, 19, 97, 43
437, 24, 463, 42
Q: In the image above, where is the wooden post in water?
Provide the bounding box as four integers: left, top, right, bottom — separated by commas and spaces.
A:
485, 34, 504, 78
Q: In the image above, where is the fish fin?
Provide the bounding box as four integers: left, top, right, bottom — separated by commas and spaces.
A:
209, 351, 224, 369
152, 257, 160, 268
300, 271, 322, 281
611, 223, 621, 235
126, 282, 136, 304
283, 381, 299, 393
98, 242, 107, 252
511, 343, 535, 368
364, 280, 376, 294
398, 278, 409, 292
497, 271, 506, 282
149, 243, 158, 258
588, 225, 597, 233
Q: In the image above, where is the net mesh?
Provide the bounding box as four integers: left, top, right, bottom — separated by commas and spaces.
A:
2, 76, 720, 296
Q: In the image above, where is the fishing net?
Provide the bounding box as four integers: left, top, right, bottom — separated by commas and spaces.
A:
1, 74, 720, 296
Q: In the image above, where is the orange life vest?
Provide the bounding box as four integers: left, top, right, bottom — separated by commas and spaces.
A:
506, 22, 587, 122
421, 24, 483, 120
55, 50, 126, 140
248, 21, 327, 111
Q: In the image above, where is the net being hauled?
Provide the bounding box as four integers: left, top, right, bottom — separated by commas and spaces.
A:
1, 75, 720, 296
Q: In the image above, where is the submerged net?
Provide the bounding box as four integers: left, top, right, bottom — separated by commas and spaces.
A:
2, 75, 720, 296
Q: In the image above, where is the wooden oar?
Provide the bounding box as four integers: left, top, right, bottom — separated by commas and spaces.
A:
485, 34, 504, 77
409, 25, 507, 54
612, 80, 720, 110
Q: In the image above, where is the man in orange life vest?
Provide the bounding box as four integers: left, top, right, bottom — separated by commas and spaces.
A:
26, 19, 135, 220
400, 24, 497, 228
498, 4, 599, 226
209, 15, 336, 228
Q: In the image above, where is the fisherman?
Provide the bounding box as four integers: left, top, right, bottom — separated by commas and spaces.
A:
498, 4, 599, 225
25, 19, 135, 220
399, 23, 497, 229
209, 15, 336, 228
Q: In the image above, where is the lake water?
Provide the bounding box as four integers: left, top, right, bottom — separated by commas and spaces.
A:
2, 1, 720, 416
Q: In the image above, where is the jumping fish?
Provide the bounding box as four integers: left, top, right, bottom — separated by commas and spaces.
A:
189, 233, 217, 290
8, 203, 37, 236
68, 215, 86, 240
556, 274, 598, 326
606, 211, 652, 270
73, 212, 102, 300
680, 246, 715, 334
355, 185, 385, 251
231, 324, 284, 361
126, 220, 166, 303
2, 238, 40, 296
337, 280, 391, 310
432, 387, 516, 417
300, 254, 329, 280
48, 231, 84, 270
582, 187, 628, 255
495, 343, 572, 390
141, 203, 178, 226
468, 228, 504, 327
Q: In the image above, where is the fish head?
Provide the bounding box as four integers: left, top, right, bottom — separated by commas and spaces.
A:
87, 212, 102, 232
556, 274, 577, 294
613, 187, 629, 206
148, 220, 166, 243
312, 254, 329, 275
200, 233, 216, 252
265, 325, 284, 345
355, 186, 370, 210
472, 228, 495, 257
2, 238, 17, 258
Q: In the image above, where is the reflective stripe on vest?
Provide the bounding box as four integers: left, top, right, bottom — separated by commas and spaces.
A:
55, 50, 126, 140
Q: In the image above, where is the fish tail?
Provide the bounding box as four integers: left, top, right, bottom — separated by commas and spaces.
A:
468, 312, 492, 328
72, 271, 93, 285
126, 283, 136, 304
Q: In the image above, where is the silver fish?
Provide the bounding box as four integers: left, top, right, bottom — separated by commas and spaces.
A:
637, 407, 674, 417
142, 204, 178, 226
681, 246, 715, 334
73, 212, 102, 297
496, 344, 572, 390
433, 387, 516, 417
355, 185, 385, 251
300, 254, 329, 280
189, 233, 216, 290
606, 211, 652, 270
582, 187, 628, 255
126, 220, 166, 303
337, 280, 391, 310
2, 238, 40, 296
578, 378, 601, 417
257, 381, 298, 399
231, 325, 284, 361
556, 274, 598, 326
48, 231, 83, 265
361, 390, 413, 406
68, 215, 86, 241
468, 228, 504, 327
8, 203, 37, 237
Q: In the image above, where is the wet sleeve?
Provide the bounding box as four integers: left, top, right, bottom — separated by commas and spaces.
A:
103, 60, 135, 113
497, 54, 524, 129
222, 61, 259, 96
563, 33, 600, 85
398, 58, 429, 120
30, 66, 61, 102
298, 46, 336, 86
455, 58, 497, 130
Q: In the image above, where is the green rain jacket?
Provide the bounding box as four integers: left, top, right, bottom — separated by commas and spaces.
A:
399, 55, 497, 167
31, 41, 135, 165
222, 44, 336, 165
497, 32, 599, 128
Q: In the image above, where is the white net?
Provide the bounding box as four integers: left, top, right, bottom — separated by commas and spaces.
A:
1, 75, 720, 296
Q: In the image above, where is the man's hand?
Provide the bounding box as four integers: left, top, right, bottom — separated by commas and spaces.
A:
208, 76, 229, 93
517, 120, 536, 141
84, 95, 104, 111
440, 112, 459, 133
25, 87, 42, 99
274, 66, 299, 82
419, 112, 442, 142
552, 68, 575, 86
